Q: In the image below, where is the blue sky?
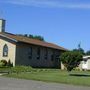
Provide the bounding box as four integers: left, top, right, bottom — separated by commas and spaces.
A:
0, 0, 90, 51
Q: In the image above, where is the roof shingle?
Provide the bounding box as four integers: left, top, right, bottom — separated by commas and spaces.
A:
0, 32, 67, 51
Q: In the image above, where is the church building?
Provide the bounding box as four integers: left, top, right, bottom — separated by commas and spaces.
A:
0, 19, 67, 68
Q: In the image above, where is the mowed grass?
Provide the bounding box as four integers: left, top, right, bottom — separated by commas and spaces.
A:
5, 69, 90, 86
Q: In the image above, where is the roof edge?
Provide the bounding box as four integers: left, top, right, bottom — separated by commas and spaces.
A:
0, 34, 18, 42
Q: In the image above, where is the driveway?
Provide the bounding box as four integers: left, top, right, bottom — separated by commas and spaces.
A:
0, 77, 90, 90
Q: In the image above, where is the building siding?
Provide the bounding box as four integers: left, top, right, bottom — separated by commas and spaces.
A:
15, 43, 61, 68
79, 56, 90, 70
0, 37, 16, 66
88, 59, 90, 69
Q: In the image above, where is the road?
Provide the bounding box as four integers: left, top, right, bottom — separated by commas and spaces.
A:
0, 77, 90, 90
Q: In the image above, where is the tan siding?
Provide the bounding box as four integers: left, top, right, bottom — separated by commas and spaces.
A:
0, 38, 16, 66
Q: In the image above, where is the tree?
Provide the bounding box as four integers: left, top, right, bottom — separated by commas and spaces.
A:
60, 51, 83, 71
73, 43, 85, 55
86, 50, 90, 55
73, 48, 85, 55
16, 34, 45, 41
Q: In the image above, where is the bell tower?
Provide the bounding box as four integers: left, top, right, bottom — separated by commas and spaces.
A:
0, 19, 5, 32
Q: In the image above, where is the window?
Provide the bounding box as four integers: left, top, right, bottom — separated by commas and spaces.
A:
51, 50, 55, 61
28, 47, 32, 59
3, 44, 8, 57
37, 47, 40, 59
51, 54, 54, 61
45, 48, 48, 59
55, 55, 60, 60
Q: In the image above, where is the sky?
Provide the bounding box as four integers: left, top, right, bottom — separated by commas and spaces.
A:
0, 0, 90, 51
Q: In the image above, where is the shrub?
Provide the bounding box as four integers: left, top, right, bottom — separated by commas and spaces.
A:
60, 51, 83, 71
0, 61, 4, 67
7, 60, 13, 67
0, 60, 7, 66
10, 66, 33, 74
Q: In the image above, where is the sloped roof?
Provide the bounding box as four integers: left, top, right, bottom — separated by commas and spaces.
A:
0, 32, 67, 51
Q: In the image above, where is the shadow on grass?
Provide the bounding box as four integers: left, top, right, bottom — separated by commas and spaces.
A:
69, 74, 90, 77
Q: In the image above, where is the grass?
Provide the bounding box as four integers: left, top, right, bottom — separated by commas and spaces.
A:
3, 68, 90, 87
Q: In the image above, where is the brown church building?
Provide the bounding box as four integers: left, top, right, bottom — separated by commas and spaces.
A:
0, 19, 67, 68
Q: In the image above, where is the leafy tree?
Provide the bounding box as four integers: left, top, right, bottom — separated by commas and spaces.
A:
86, 50, 90, 55
73, 48, 85, 55
60, 51, 83, 71
24, 34, 28, 37
73, 43, 85, 55
28, 34, 33, 38
16, 34, 44, 41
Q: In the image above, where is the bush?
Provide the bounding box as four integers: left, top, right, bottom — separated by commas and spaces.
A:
0, 62, 4, 67
7, 60, 13, 67
0, 60, 7, 67
10, 66, 33, 74
0, 65, 33, 74
60, 51, 83, 71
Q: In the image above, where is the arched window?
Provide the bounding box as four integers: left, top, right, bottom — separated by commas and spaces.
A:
3, 44, 8, 57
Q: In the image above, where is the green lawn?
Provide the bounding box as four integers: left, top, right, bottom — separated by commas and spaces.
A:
4, 69, 90, 86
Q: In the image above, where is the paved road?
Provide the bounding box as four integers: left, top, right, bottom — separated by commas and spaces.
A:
0, 77, 90, 90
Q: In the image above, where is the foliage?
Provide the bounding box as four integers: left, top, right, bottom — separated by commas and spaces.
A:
0, 66, 33, 74
10, 66, 33, 74
0, 66, 60, 74
0, 62, 5, 67
73, 48, 85, 55
7, 60, 13, 67
86, 50, 90, 55
60, 51, 83, 71
0, 60, 13, 67
16, 34, 44, 41
73, 43, 85, 55
0, 60, 7, 67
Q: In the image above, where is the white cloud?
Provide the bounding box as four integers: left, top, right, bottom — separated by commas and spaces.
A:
1, 0, 90, 9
